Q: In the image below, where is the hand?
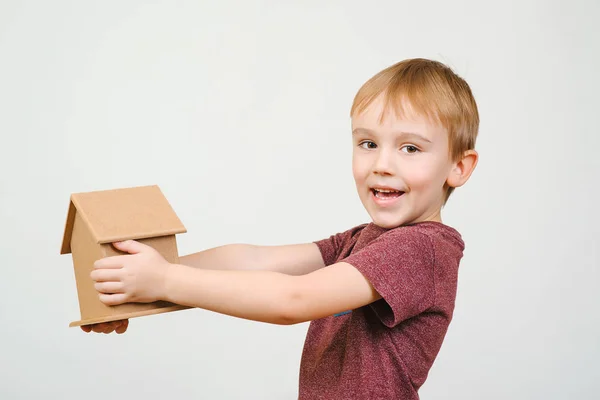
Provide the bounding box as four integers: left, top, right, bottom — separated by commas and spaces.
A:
91, 240, 172, 305
81, 319, 129, 334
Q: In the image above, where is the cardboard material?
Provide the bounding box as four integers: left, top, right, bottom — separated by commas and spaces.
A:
61, 185, 190, 327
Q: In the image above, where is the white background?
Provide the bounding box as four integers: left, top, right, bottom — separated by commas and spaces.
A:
1, 1, 598, 399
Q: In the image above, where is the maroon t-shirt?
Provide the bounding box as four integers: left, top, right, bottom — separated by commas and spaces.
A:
298, 221, 465, 399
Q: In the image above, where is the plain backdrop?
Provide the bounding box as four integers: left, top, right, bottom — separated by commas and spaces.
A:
1, 1, 598, 399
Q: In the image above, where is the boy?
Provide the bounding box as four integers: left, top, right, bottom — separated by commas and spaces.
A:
84, 58, 479, 399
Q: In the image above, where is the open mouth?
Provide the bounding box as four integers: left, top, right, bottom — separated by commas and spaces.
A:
371, 188, 405, 199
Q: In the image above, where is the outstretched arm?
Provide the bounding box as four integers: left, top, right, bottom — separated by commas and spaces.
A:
178, 242, 326, 276
81, 240, 326, 333
164, 261, 381, 324
91, 240, 381, 325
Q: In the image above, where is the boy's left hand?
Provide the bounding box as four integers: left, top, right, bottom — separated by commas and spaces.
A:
91, 240, 172, 305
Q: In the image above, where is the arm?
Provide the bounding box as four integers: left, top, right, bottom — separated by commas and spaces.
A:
82, 242, 327, 334
164, 261, 382, 325
92, 241, 381, 327
179, 243, 326, 276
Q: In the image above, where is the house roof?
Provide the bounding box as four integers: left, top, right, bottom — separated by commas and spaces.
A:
60, 185, 187, 254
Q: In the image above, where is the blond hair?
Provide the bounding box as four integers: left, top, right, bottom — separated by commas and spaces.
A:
351, 58, 479, 203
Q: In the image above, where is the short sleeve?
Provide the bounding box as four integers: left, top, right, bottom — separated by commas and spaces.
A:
314, 233, 344, 266
343, 229, 435, 328
314, 224, 368, 266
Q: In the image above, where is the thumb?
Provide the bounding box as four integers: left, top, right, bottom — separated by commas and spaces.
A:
112, 240, 146, 254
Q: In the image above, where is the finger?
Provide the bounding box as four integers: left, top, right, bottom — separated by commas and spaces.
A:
90, 268, 122, 282
92, 323, 109, 333
102, 324, 114, 334
116, 320, 129, 334
93, 256, 126, 270
94, 281, 125, 294
99, 293, 128, 306
110, 321, 123, 331
112, 240, 147, 255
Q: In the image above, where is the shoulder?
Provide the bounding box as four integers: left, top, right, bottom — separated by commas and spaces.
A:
379, 221, 464, 253
348, 221, 464, 273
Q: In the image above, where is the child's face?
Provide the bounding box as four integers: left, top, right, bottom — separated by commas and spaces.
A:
351, 95, 454, 228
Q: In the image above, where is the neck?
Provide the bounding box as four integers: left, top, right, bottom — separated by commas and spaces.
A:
418, 209, 442, 223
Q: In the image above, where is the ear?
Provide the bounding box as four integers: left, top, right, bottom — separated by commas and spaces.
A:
446, 149, 478, 188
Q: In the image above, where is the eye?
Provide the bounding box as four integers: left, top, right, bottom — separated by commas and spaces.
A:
401, 145, 419, 154
359, 141, 377, 149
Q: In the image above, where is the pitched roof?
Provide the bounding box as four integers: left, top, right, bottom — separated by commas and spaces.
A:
60, 185, 186, 254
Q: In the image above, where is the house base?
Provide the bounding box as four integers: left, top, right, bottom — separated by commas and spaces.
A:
69, 304, 191, 327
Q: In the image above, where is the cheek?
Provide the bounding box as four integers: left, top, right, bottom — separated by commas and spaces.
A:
406, 158, 447, 189
406, 166, 434, 186
352, 157, 367, 182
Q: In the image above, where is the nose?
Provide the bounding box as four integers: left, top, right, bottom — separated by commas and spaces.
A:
373, 148, 395, 176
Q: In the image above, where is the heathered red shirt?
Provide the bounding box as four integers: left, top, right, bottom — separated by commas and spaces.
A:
298, 221, 465, 399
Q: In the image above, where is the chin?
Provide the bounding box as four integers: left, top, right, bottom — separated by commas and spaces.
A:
373, 221, 402, 229
369, 214, 407, 229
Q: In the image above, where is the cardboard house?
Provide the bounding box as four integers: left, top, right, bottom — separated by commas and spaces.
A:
60, 185, 190, 327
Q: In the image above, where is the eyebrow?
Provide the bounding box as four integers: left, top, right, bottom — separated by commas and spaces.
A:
351, 128, 432, 143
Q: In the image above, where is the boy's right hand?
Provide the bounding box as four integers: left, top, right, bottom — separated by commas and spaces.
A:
80, 319, 129, 334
